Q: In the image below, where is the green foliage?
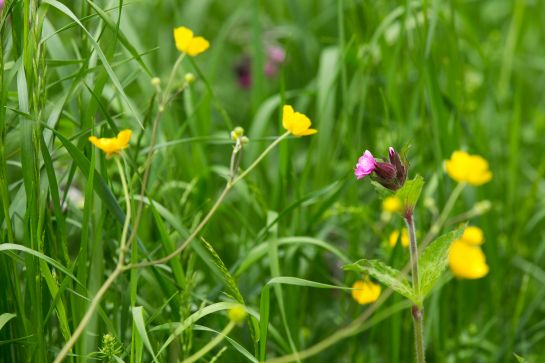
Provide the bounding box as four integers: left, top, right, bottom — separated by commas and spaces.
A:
2, 0, 545, 362
344, 259, 418, 303
394, 175, 424, 212
418, 227, 464, 298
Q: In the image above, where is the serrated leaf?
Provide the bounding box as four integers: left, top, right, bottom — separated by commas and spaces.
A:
395, 175, 424, 210
344, 259, 417, 303
418, 227, 464, 298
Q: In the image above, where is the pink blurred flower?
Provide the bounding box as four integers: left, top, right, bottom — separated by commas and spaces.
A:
264, 46, 286, 78
234, 45, 286, 88
354, 150, 377, 179
0, 0, 4, 10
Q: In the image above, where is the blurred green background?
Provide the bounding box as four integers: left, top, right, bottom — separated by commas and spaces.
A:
1, 0, 545, 362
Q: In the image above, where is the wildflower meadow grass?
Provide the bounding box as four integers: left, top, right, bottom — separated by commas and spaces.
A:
1, 1, 545, 362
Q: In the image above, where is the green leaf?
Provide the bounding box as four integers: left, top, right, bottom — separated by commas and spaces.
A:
132, 307, 158, 363
418, 227, 464, 298
344, 259, 417, 303
370, 180, 394, 199
0, 313, 16, 332
514, 353, 527, 363
395, 175, 424, 211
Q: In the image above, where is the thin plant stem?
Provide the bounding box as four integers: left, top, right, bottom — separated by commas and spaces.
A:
423, 182, 465, 245
264, 183, 467, 363
128, 132, 290, 269
54, 157, 131, 363
405, 213, 425, 363
181, 321, 235, 363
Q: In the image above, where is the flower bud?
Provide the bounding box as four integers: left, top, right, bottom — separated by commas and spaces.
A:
230, 126, 245, 141
184, 72, 196, 84
150, 77, 161, 87
354, 146, 409, 191
228, 305, 247, 323
240, 136, 250, 145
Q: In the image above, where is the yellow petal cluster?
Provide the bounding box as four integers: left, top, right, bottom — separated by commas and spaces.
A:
388, 229, 409, 248
227, 305, 247, 323
448, 226, 489, 279
351, 280, 381, 305
445, 151, 492, 186
88, 129, 132, 157
173, 26, 210, 56
282, 105, 317, 136
382, 196, 402, 213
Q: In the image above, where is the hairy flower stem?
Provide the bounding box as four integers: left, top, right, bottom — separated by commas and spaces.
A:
405, 212, 426, 363
54, 159, 131, 363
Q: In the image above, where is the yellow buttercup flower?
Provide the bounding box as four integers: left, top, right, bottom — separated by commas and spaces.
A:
88, 129, 132, 157
173, 26, 209, 56
461, 226, 484, 245
351, 280, 381, 305
382, 196, 402, 213
445, 151, 492, 186
282, 105, 317, 136
227, 305, 247, 323
449, 226, 488, 279
448, 240, 489, 279
388, 229, 409, 248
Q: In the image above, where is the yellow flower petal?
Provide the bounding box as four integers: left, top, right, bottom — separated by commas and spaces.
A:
445, 151, 492, 186
448, 240, 489, 279
282, 105, 317, 137
388, 230, 400, 247
186, 36, 210, 56
351, 280, 381, 305
173, 26, 209, 56
88, 129, 132, 157
389, 229, 409, 248
227, 305, 247, 323
173, 26, 193, 52
282, 105, 295, 130
462, 226, 484, 245
382, 196, 402, 213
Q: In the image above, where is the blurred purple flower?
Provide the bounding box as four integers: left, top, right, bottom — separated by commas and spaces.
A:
234, 45, 286, 89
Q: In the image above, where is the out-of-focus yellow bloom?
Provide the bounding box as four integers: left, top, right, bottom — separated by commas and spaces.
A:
282, 105, 317, 136
227, 305, 247, 323
461, 226, 484, 245
388, 229, 409, 248
382, 196, 402, 213
88, 129, 132, 157
448, 240, 489, 279
173, 26, 209, 56
445, 151, 492, 186
351, 280, 381, 305
449, 226, 488, 279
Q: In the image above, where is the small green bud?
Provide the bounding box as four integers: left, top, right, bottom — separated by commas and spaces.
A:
184, 73, 196, 84
150, 77, 161, 87
240, 136, 250, 145
230, 126, 245, 141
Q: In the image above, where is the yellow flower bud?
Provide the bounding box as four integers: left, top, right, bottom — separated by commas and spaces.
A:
228, 305, 247, 323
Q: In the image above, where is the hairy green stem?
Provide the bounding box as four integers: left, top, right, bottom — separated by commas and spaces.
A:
405, 213, 425, 363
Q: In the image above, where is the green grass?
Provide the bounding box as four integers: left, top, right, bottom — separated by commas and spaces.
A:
2, 0, 545, 362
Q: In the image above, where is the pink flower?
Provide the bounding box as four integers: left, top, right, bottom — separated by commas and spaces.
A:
355, 150, 377, 179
